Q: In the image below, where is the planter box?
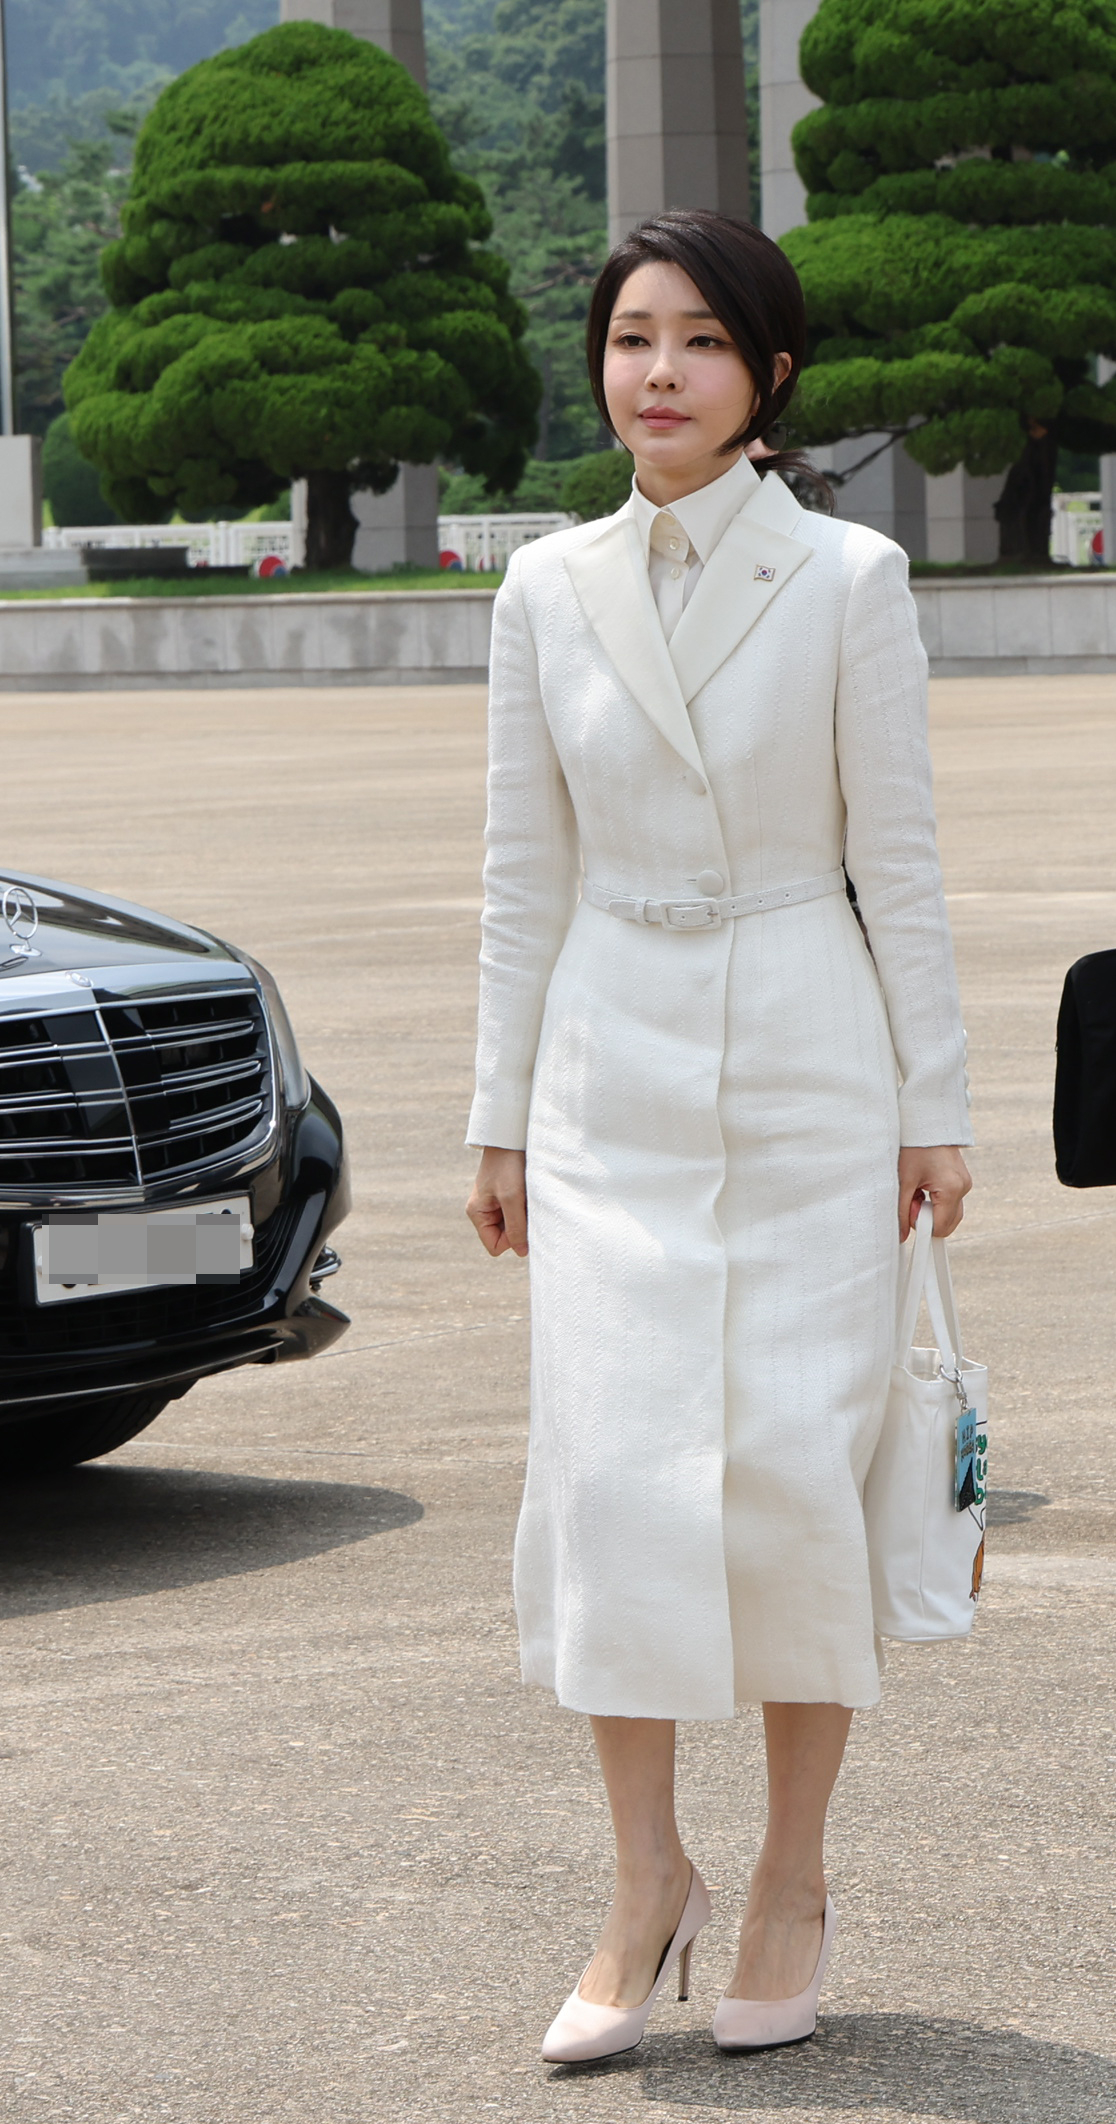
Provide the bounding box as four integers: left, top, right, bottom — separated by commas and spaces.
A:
912, 572, 1116, 675
3, 573, 1116, 689
0, 588, 495, 690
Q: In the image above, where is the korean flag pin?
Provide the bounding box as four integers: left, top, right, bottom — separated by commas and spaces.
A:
754, 562, 776, 582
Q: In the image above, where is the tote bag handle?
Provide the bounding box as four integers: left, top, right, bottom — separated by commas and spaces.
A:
894, 1196, 965, 1375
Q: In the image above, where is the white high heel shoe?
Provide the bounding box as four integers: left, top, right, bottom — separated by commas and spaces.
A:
541, 1863, 712, 2065
712, 1896, 837, 2052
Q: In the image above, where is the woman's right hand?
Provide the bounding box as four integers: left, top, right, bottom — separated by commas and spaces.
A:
467, 1147, 529, 1258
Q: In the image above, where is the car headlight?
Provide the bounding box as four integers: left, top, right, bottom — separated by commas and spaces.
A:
235, 952, 311, 1111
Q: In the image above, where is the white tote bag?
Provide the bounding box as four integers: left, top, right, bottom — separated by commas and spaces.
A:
864, 1205, 987, 1642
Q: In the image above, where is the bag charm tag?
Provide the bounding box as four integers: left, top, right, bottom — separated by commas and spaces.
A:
942, 1359, 986, 1515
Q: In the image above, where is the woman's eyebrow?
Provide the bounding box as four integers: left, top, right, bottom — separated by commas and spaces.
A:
612, 308, 720, 321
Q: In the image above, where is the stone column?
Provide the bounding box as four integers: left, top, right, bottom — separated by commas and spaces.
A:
1101, 454, 1116, 573
924, 467, 1002, 567
281, 0, 426, 83
758, 0, 819, 243
758, 1, 920, 551
760, 0, 1002, 564
606, 0, 749, 246
0, 435, 41, 545
811, 435, 929, 561
280, 0, 438, 571
1097, 362, 1116, 571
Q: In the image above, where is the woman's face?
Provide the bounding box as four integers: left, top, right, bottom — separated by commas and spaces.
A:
602, 260, 766, 502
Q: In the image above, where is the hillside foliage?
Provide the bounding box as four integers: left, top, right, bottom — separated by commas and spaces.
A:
7, 0, 275, 111
13, 137, 130, 437
427, 0, 759, 466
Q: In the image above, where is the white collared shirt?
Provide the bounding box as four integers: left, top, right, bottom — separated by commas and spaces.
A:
628, 451, 762, 641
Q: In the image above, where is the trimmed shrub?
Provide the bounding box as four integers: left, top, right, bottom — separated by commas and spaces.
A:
64, 22, 540, 567
784, 0, 1116, 560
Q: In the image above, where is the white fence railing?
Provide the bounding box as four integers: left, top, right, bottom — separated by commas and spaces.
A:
1050, 491, 1104, 567
437, 513, 572, 571
43, 510, 573, 575
43, 521, 298, 569
42, 498, 1112, 574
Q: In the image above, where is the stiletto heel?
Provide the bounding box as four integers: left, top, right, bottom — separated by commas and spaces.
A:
541, 1863, 711, 2064
712, 1896, 837, 2053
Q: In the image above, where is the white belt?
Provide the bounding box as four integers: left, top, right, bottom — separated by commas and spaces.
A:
581, 867, 846, 931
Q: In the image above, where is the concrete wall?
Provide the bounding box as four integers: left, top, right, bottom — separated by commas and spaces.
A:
4, 579, 1116, 688
0, 591, 494, 691
914, 574, 1116, 675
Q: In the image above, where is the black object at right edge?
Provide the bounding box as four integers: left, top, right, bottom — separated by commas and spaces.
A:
1054, 949, 1116, 1186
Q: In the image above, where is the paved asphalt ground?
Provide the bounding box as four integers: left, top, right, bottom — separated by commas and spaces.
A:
1, 675, 1115, 2124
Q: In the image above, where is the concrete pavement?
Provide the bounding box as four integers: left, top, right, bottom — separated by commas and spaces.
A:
0, 677, 1115, 2122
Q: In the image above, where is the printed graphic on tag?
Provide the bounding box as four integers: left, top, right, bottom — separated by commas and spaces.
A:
974, 1428, 987, 1507
754, 563, 776, 582
955, 1407, 977, 1511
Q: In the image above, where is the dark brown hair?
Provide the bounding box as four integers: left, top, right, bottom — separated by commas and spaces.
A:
586, 208, 831, 505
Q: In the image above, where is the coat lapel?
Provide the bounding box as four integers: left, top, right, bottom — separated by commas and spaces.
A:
667, 471, 813, 706
563, 514, 706, 777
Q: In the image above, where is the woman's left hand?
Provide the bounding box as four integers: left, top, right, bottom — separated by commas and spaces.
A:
898, 1146, 972, 1240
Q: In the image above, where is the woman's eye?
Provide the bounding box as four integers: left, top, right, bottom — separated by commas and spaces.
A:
615, 333, 647, 348
690, 335, 726, 348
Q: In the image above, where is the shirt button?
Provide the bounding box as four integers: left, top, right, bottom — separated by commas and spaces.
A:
669, 539, 680, 551
696, 869, 724, 895
670, 566, 682, 579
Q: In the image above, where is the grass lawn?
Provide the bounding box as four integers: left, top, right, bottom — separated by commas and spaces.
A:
0, 567, 504, 602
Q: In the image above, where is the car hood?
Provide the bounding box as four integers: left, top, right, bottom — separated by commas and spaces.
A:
0, 868, 236, 977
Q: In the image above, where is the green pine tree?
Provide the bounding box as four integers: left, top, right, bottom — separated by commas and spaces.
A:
782, 0, 1116, 562
63, 21, 540, 568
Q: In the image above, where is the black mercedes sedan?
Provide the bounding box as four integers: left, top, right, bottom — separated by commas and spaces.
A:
0, 869, 350, 1475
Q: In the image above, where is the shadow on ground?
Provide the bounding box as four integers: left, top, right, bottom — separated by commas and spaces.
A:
547, 2013, 1116, 2120
986, 1489, 1051, 1526
0, 1463, 423, 1617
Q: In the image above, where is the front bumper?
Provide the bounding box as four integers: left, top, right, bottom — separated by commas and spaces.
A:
0, 1079, 350, 1421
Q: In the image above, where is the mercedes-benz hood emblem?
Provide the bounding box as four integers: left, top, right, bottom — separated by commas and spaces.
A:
1, 882, 42, 959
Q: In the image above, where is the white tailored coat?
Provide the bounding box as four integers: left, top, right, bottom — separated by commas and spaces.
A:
467, 461, 972, 1723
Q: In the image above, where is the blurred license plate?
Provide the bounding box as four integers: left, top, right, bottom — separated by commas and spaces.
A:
30, 1197, 254, 1305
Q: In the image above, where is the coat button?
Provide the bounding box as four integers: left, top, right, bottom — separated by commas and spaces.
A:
696, 869, 724, 895
684, 771, 707, 795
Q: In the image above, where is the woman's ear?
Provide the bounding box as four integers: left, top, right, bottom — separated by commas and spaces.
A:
774, 350, 793, 389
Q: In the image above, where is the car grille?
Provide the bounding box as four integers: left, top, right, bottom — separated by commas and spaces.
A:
0, 986, 273, 1192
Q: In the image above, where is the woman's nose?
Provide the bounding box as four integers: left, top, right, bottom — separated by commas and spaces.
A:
645, 355, 679, 390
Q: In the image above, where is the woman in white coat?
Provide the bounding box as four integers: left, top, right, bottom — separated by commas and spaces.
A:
467, 210, 972, 2063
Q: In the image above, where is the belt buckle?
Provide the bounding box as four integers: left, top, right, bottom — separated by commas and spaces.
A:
663, 898, 721, 930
